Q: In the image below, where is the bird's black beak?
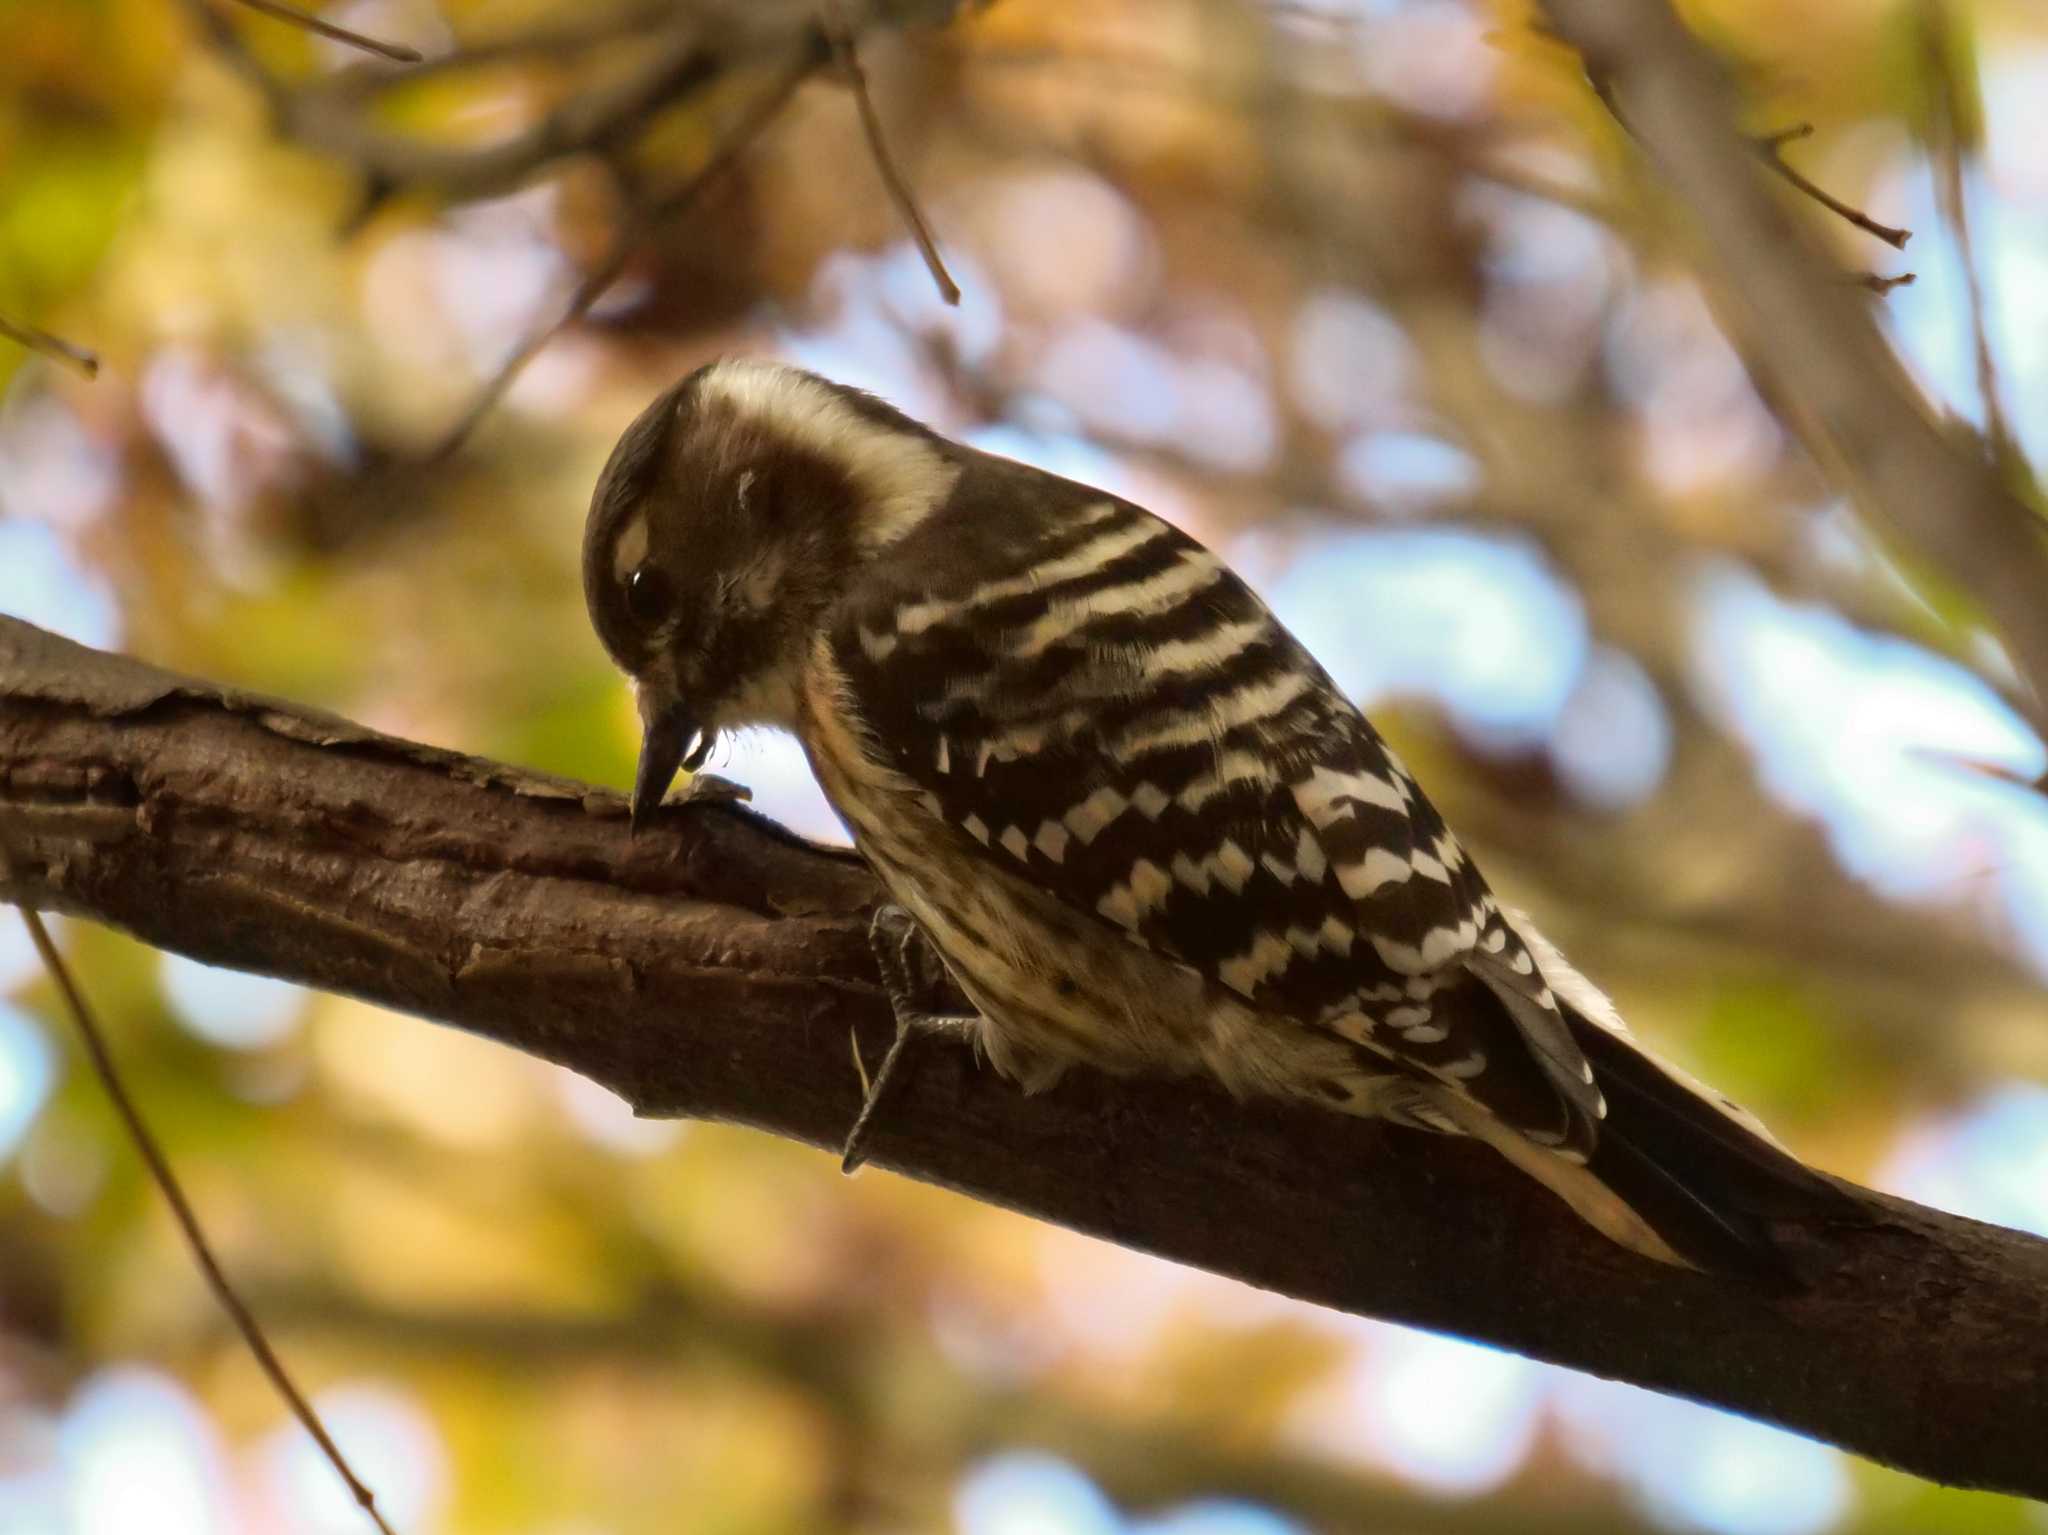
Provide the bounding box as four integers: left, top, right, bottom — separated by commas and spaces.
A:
631, 700, 711, 836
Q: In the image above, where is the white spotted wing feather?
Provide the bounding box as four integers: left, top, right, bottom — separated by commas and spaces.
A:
826, 468, 1604, 1154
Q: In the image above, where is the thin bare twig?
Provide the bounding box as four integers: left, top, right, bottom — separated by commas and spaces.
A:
1918, 1, 2019, 471
820, 0, 960, 305
190, 0, 725, 200
1540, 0, 2048, 735
0, 846, 398, 1535
321, 1, 683, 89
226, 0, 421, 64
1844, 270, 1916, 296
1752, 123, 1912, 249
0, 315, 99, 378
426, 40, 827, 460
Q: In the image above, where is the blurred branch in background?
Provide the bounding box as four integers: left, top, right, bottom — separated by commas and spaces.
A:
1541, 0, 2048, 735
223, 0, 423, 65
172, 0, 959, 451
3, 615, 2045, 1499
1749, 124, 1912, 252
426, 36, 832, 457
1913, 0, 2020, 478
0, 314, 99, 378
178, 0, 722, 196
822, 0, 962, 306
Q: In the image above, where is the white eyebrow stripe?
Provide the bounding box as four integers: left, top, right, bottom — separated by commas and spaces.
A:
612, 513, 649, 580
694, 360, 961, 551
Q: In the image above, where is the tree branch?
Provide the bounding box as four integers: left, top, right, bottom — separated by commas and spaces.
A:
0, 314, 100, 378
2, 615, 2045, 1498
1540, 0, 2048, 727
425, 33, 830, 459
224, 0, 422, 64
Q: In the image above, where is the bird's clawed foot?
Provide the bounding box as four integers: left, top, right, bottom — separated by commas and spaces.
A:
842, 905, 976, 1174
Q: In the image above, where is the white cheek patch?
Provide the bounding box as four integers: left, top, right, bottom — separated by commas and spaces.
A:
742, 551, 787, 610
612, 513, 650, 581
696, 360, 961, 551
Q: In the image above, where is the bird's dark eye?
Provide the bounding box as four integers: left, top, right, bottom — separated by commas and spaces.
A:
624, 564, 672, 628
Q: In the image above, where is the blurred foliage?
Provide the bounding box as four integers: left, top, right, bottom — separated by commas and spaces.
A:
3, 0, 2048, 1532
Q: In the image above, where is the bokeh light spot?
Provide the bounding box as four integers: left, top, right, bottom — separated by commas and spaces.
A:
955, 1454, 1123, 1535
0, 1002, 56, 1163
160, 953, 308, 1051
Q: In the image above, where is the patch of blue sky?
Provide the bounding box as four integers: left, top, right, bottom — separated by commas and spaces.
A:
1881, 63, 2048, 470
1134, 1501, 1308, 1535
439, 185, 571, 378
961, 422, 1158, 509
158, 952, 308, 1051
0, 520, 118, 651
1287, 289, 1414, 433
0, 388, 121, 531
0, 1002, 55, 1163
259, 1382, 446, 1535
1364, 1331, 1544, 1495
1287, 1323, 1545, 1495
1271, 0, 1398, 21
58, 1370, 230, 1535
777, 255, 953, 426
1353, 1, 1496, 122
956, 1454, 1123, 1535
709, 728, 846, 846
776, 240, 1003, 431
1334, 431, 1482, 511
1033, 317, 1273, 472
1290, 1315, 1848, 1532
0, 1409, 64, 1535
1690, 560, 2048, 929
1550, 646, 1672, 811
253, 329, 357, 468
0, 914, 47, 992
1879, 1082, 2048, 1239
1032, 321, 1174, 443
956, 1455, 1309, 1535
552, 1068, 686, 1157
1553, 1373, 1851, 1535
873, 241, 1005, 369
1246, 525, 1587, 752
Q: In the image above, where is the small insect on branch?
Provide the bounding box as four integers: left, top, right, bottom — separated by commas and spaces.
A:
0, 846, 400, 1535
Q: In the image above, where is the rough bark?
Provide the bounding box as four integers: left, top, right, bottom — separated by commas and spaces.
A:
2, 615, 2045, 1499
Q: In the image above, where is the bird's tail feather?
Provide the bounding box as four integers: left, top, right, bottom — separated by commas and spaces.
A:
1564, 1005, 1864, 1280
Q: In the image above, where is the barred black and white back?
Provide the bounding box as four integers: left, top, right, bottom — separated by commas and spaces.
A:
585, 359, 1856, 1275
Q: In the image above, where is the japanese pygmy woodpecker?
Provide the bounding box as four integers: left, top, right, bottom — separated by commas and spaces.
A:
583, 358, 1853, 1275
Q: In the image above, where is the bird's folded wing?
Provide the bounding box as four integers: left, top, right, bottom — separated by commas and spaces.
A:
830, 495, 1600, 1148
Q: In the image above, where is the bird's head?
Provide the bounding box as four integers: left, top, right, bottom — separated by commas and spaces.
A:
583, 359, 959, 830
